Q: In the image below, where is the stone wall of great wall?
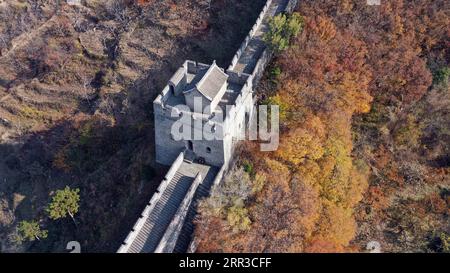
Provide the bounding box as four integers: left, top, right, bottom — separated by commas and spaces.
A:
118, 0, 299, 253
216, 0, 299, 183
228, 0, 273, 71
154, 171, 203, 253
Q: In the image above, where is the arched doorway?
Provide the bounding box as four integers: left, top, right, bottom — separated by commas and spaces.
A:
187, 140, 193, 151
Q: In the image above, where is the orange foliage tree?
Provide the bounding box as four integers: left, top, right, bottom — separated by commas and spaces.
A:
195, 14, 372, 252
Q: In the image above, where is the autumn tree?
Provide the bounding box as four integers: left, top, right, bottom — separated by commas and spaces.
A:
196, 13, 372, 252
296, 0, 449, 252
196, 0, 449, 253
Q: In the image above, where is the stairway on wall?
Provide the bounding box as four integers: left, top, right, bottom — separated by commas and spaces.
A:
173, 166, 219, 253
122, 159, 218, 253
126, 170, 194, 253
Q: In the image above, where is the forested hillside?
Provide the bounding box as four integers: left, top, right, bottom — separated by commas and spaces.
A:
194, 0, 449, 253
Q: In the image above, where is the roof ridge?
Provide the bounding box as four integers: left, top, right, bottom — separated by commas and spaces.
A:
195, 60, 217, 91
194, 61, 228, 101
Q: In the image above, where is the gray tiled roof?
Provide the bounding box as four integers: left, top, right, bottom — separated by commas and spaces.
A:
169, 67, 186, 86
185, 62, 228, 101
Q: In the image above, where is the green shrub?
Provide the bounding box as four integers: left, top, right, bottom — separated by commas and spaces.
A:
433, 67, 450, 87
16, 220, 48, 242
242, 160, 254, 176
269, 66, 282, 84
264, 12, 304, 52
47, 186, 80, 222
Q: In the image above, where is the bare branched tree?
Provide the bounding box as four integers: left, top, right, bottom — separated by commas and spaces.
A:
78, 73, 94, 103
106, 0, 132, 27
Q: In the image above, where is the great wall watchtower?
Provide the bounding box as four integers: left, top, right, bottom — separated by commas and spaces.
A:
153, 60, 254, 167
118, 0, 298, 253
